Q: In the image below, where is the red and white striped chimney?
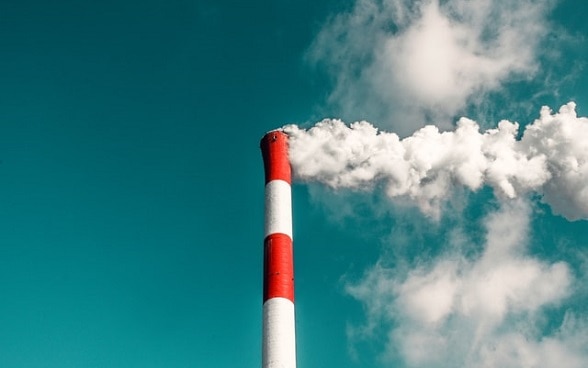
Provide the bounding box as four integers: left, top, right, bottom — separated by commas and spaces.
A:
260, 131, 296, 368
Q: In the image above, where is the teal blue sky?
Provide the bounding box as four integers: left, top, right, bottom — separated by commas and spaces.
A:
0, 1, 587, 367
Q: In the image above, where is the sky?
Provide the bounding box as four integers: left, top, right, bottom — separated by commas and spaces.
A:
0, 0, 587, 367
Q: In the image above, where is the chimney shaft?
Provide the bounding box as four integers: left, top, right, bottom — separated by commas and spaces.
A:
260, 131, 296, 368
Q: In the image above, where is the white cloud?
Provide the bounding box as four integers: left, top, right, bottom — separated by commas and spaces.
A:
308, 0, 556, 134
344, 200, 586, 367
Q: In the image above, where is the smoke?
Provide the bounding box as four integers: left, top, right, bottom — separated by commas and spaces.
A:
284, 102, 588, 221
308, 0, 558, 134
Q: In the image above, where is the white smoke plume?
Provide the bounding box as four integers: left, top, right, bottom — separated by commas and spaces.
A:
284, 102, 588, 221
308, 0, 557, 134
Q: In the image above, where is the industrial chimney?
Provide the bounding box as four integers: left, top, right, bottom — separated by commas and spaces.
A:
260, 131, 296, 368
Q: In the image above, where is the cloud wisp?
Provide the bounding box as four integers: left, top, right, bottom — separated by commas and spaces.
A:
308, 0, 557, 134
345, 200, 587, 368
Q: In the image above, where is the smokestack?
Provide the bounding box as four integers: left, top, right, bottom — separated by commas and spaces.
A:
260, 131, 296, 368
